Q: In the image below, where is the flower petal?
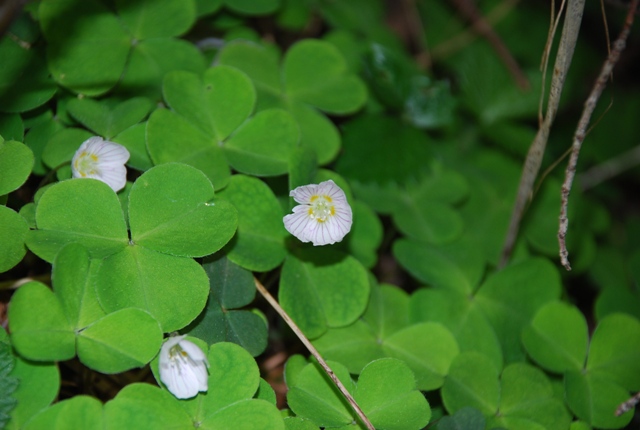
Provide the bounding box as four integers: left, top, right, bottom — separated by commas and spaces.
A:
179, 339, 208, 364
158, 336, 209, 400
71, 136, 130, 192
284, 181, 353, 246
284, 205, 314, 243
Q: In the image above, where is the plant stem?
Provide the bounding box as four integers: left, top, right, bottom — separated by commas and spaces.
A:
499, 0, 585, 268
449, 0, 529, 89
578, 144, 640, 191
254, 277, 375, 430
558, 0, 639, 270
616, 391, 640, 416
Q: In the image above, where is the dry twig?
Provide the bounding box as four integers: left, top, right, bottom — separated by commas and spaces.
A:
449, 0, 529, 89
254, 278, 375, 430
558, 0, 639, 270
579, 143, 640, 190
499, 0, 585, 268
402, 0, 431, 70
616, 391, 640, 416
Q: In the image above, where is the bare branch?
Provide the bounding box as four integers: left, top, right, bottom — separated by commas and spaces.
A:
616, 391, 640, 416
449, 0, 529, 89
254, 278, 376, 430
579, 143, 640, 190
500, 0, 585, 268
559, 0, 639, 270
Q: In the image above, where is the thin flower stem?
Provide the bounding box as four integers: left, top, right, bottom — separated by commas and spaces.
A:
0, 274, 51, 290
254, 277, 375, 430
38, 160, 71, 189
558, 0, 639, 270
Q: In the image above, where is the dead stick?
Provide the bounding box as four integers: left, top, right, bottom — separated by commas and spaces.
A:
254, 278, 375, 430
431, 0, 518, 60
616, 391, 640, 416
558, 0, 638, 270
449, 0, 529, 89
579, 143, 640, 190
403, 0, 431, 70
499, 0, 585, 268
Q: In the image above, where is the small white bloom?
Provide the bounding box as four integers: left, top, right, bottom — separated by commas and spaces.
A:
71, 136, 129, 192
159, 335, 209, 400
283, 180, 353, 246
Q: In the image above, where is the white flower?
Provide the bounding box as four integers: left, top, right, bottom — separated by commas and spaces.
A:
283, 180, 353, 246
71, 136, 129, 192
159, 335, 209, 399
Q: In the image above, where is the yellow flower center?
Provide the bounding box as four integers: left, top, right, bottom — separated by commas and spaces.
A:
308, 195, 335, 222
74, 152, 100, 177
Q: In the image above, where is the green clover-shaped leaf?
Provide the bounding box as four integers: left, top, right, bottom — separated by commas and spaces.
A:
287, 358, 431, 429
0, 37, 56, 113
26, 163, 237, 332
148, 67, 299, 186
0, 206, 29, 273
184, 255, 268, 356
130, 343, 284, 429
9, 244, 163, 373
217, 175, 287, 271
128, 163, 237, 257
443, 354, 571, 430
279, 248, 370, 339
218, 39, 366, 164
474, 258, 562, 363
522, 301, 589, 373
66, 97, 154, 140
39, 0, 132, 96
355, 358, 431, 429
313, 283, 409, 374
39, 0, 203, 97
27, 179, 129, 261
6, 354, 59, 430
0, 140, 34, 196
23, 396, 102, 430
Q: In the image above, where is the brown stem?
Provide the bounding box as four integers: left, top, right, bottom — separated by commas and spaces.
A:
254, 278, 375, 430
449, 0, 529, 89
558, 0, 639, 270
616, 391, 640, 416
402, 0, 431, 70
579, 143, 640, 190
499, 0, 585, 268
431, 0, 518, 60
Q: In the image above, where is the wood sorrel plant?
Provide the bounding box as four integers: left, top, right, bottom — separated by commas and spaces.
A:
1, 1, 640, 429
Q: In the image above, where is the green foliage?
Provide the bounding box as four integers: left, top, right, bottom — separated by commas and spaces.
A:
279, 248, 370, 339
5, 354, 59, 430
287, 357, 430, 429
66, 97, 154, 140
0, 205, 29, 273
39, 0, 204, 97
9, 244, 163, 372
217, 175, 288, 271
0, 139, 33, 195
3, 1, 640, 429
0, 38, 56, 113
522, 301, 589, 372
185, 255, 268, 356
443, 354, 571, 429
23, 396, 103, 430
217, 39, 366, 164
0, 340, 18, 428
